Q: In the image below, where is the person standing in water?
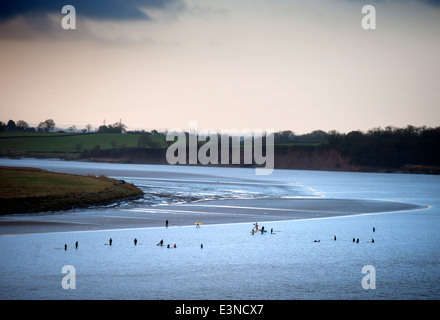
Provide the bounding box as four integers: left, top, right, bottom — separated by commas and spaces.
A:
134, 238, 138, 246
109, 238, 113, 246
75, 241, 78, 249
166, 220, 169, 228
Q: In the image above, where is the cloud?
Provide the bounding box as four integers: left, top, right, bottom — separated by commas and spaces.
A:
0, 0, 184, 22
422, 0, 440, 6
0, 0, 186, 42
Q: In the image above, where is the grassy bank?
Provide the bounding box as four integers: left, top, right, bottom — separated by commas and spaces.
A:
0, 132, 167, 159
0, 166, 143, 214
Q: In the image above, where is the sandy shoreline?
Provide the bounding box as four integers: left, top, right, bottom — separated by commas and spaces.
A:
0, 197, 427, 236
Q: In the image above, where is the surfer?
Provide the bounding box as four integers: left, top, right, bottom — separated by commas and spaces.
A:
75, 241, 78, 249
254, 222, 259, 231
201, 243, 203, 249
174, 243, 177, 248
271, 228, 273, 234
109, 238, 113, 246
64, 244, 67, 251
371, 238, 375, 243
261, 226, 265, 234
313, 240, 320, 243
356, 238, 359, 243
334, 235, 337, 241
167, 244, 170, 248
157, 239, 164, 246
134, 238, 137, 246
166, 220, 169, 228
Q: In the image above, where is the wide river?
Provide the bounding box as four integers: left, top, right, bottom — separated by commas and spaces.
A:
0, 158, 439, 299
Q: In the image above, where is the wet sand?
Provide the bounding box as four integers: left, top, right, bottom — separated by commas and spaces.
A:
0, 197, 427, 236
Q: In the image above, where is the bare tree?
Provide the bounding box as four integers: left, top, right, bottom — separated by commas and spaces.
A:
16, 120, 29, 131
38, 119, 56, 132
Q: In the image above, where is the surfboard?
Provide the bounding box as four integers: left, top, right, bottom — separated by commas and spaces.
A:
251, 229, 267, 234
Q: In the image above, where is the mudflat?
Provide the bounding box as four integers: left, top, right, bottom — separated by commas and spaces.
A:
0, 197, 426, 235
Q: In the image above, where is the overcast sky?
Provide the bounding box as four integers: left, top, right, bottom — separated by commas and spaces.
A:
0, 0, 439, 133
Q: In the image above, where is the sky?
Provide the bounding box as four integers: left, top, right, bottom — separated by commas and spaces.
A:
0, 0, 439, 134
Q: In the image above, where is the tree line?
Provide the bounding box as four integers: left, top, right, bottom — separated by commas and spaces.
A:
130, 125, 440, 168
2, 119, 439, 168
326, 126, 440, 168
1, 119, 57, 133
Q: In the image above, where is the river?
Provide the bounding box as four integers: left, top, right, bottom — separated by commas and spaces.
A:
0, 158, 439, 299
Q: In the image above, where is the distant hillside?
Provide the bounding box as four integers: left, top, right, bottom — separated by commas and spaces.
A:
1, 126, 439, 174
0, 132, 167, 159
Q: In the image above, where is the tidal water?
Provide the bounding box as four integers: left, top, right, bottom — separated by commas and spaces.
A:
0, 159, 439, 299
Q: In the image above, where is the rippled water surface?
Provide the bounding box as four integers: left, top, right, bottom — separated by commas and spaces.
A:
0, 159, 439, 299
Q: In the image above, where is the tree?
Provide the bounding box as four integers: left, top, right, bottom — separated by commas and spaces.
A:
6, 120, 16, 131
38, 119, 56, 132
274, 130, 295, 144
85, 124, 93, 133
16, 120, 29, 131
98, 121, 127, 133
98, 125, 108, 133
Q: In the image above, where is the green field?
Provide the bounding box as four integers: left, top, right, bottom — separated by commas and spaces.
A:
0, 132, 168, 157
0, 132, 324, 163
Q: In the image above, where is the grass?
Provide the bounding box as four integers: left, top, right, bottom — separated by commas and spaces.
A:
0, 166, 143, 214
0, 132, 168, 154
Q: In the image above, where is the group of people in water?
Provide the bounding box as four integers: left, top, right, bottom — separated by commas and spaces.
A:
251, 223, 275, 235
63, 222, 376, 250
313, 236, 374, 243
64, 241, 79, 250
251, 222, 376, 244
313, 227, 376, 243
64, 237, 203, 250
